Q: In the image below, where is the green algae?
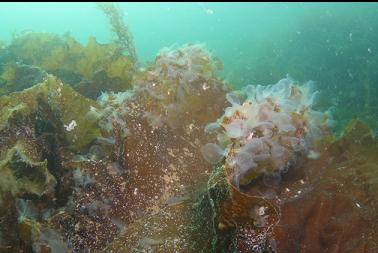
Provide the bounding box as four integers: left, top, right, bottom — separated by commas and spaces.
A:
189, 164, 237, 253
0, 76, 101, 152
0, 33, 135, 98
0, 142, 55, 203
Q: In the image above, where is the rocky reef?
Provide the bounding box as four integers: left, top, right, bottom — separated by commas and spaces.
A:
0, 75, 102, 252
0, 3, 378, 253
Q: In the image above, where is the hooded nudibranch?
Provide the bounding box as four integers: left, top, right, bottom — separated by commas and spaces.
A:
201, 78, 332, 188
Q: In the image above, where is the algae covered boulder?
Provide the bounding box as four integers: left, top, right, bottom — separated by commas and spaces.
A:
0, 75, 102, 252
0, 142, 56, 203
270, 120, 378, 252
193, 119, 378, 253
194, 78, 376, 252
0, 75, 101, 152
0, 32, 135, 98
45, 44, 229, 253
189, 163, 279, 253
0, 62, 48, 95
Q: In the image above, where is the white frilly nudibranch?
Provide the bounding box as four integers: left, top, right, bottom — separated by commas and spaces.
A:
64, 120, 77, 132
201, 78, 333, 187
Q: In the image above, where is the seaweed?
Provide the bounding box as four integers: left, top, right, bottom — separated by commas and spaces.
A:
97, 2, 138, 66
0, 33, 135, 98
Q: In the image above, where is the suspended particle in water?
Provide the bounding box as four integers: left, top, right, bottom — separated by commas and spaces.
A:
307, 150, 320, 159
206, 9, 214, 15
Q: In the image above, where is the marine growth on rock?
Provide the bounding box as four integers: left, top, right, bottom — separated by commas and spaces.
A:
202, 78, 333, 187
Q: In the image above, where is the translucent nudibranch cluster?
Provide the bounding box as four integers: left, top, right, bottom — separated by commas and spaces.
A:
153, 43, 221, 82
87, 91, 133, 137
93, 44, 226, 132
201, 78, 332, 187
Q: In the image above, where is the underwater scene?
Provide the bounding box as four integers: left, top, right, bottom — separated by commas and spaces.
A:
0, 2, 378, 252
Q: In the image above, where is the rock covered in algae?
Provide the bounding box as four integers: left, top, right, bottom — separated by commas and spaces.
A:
0, 142, 56, 203
0, 75, 103, 252
0, 32, 135, 98
268, 119, 378, 252
0, 23, 376, 252
0, 62, 48, 95
0, 75, 101, 152
188, 119, 378, 253
194, 79, 377, 252
189, 161, 280, 253
41, 44, 229, 252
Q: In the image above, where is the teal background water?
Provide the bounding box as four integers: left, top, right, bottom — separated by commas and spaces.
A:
0, 2, 304, 67
1, 2, 378, 133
